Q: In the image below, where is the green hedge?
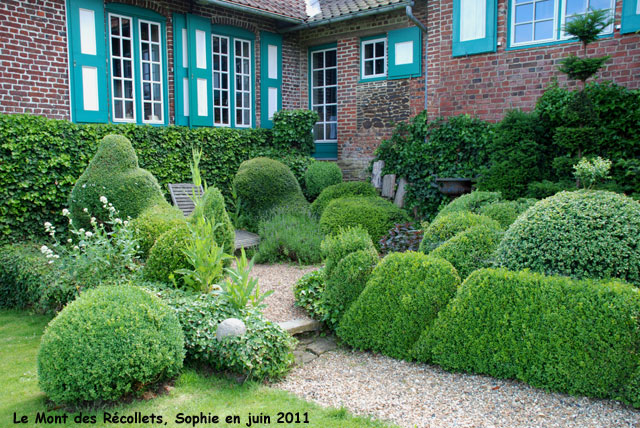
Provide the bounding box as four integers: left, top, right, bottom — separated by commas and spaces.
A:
419, 211, 500, 253
477, 199, 537, 229
0, 243, 53, 310
320, 226, 377, 279
0, 113, 312, 242
310, 181, 378, 217
417, 268, 640, 407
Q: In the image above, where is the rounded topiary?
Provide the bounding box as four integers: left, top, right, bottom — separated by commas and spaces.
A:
69, 134, 166, 228
322, 249, 378, 329
320, 226, 377, 278
496, 190, 640, 285
477, 199, 537, 229
133, 203, 186, 259
419, 211, 501, 253
37, 286, 184, 405
337, 252, 460, 360
429, 225, 503, 280
145, 222, 192, 286
320, 196, 409, 247
304, 161, 343, 201
190, 186, 235, 256
437, 191, 502, 218
233, 157, 307, 226
311, 181, 378, 217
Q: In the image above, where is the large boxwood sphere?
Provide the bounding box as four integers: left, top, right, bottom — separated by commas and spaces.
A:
496, 190, 640, 285
37, 286, 184, 405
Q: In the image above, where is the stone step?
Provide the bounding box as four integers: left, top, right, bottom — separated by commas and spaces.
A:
278, 319, 322, 336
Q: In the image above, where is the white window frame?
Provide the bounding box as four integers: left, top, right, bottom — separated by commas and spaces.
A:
510, 0, 558, 47
138, 19, 164, 124
108, 13, 136, 123
361, 37, 387, 79
311, 47, 338, 143
560, 0, 615, 39
234, 38, 252, 128
212, 34, 231, 127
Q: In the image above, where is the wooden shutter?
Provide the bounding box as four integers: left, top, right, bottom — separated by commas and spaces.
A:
187, 14, 213, 127
452, 0, 497, 57
388, 27, 422, 79
260, 31, 282, 128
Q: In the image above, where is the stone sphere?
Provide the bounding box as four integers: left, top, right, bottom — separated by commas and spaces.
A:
216, 318, 247, 341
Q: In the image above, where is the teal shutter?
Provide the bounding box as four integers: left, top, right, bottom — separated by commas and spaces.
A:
260, 32, 282, 128
173, 13, 189, 126
67, 0, 108, 123
187, 14, 212, 127
388, 27, 422, 79
621, 0, 640, 34
452, 0, 497, 57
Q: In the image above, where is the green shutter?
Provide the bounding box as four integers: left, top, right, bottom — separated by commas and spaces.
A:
67, 0, 108, 123
173, 13, 189, 126
388, 27, 422, 79
187, 14, 212, 127
621, 0, 640, 34
452, 0, 496, 57
260, 32, 282, 128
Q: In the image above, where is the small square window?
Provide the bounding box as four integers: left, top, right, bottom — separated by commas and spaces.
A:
361, 37, 386, 79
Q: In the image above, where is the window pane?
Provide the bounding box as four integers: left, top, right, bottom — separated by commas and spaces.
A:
114, 100, 123, 118
326, 105, 337, 121
113, 59, 121, 77
143, 82, 151, 100
114, 79, 122, 98
124, 80, 132, 98
152, 64, 160, 81
375, 41, 384, 57
144, 102, 152, 120
142, 62, 150, 80
122, 19, 130, 38
141, 42, 149, 61
153, 103, 161, 120
534, 19, 554, 39
325, 68, 337, 85
325, 87, 336, 104
152, 44, 159, 62
141, 23, 149, 41
566, 0, 584, 15
313, 70, 324, 87
326, 123, 337, 140
313, 88, 324, 104
111, 39, 120, 56
589, 0, 609, 10
535, 0, 554, 19
313, 52, 324, 68
111, 16, 120, 36
125, 101, 134, 119
236, 109, 242, 124
364, 43, 374, 59
314, 124, 324, 140
364, 61, 373, 76
325, 50, 337, 67
243, 110, 250, 125
375, 58, 384, 74
153, 83, 161, 100
123, 60, 132, 78
151, 24, 159, 42
315, 106, 324, 121
515, 23, 532, 43
516, 4, 533, 22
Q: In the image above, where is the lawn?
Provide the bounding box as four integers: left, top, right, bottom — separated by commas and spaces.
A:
0, 310, 394, 428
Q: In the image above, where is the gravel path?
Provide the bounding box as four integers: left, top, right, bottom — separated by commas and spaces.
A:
276, 349, 640, 428
252, 263, 319, 322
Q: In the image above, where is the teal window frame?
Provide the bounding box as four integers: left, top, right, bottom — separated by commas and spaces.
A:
105, 3, 169, 125
308, 43, 338, 160
621, 0, 640, 33
360, 34, 387, 81
260, 31, 283, 128
452, 0, 497, 57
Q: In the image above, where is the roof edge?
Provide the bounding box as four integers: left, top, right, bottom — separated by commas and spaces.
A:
197, 0, 305, 24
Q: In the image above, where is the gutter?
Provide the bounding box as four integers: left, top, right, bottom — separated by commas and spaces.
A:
196, 0, 304, 24
404, 4, 428, 111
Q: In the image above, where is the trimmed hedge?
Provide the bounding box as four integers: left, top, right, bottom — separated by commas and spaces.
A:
320, 196, 409, 247
322, 249, 378, 329
37, 286, 185, 405
0, 113, 313, 242
496, 190, 640, 285
310, 181, 378, 217
477, 199, 537, 229
320, 226, 377, 279
190, 186, 235, 256
303, 161, 343, 201
133, 203, 185, 259
337, 252, 460, 360
0, 243, 53, 310
417, 268, 640, 407
436, 191, 502, 218
419, 211, 500, 253
144, 222, 192, 286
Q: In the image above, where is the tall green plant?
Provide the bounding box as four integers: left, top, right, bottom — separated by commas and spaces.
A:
217, 249, 273, 310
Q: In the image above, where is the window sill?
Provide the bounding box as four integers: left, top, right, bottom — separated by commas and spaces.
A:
506, 32, 614, 51
359, 76, 388, 83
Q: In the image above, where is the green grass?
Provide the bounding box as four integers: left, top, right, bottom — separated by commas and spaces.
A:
0, 310, 395, 428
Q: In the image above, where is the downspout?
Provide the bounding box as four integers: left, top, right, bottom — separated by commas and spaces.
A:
404, 3, 428, 111
197, 0, 304, 24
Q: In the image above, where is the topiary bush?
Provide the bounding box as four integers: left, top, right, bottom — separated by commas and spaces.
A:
322, 249, 378, 329
429, 225, 503, 280
68, 135, 166, 228
133, 203, 186, 259
320, 196, 409, 247
419, 211, 501, 253
496, 190, 640, 285
477, 198, 537, 229
0, 243, 53, 310
310, 181, 378, 217
37, 286, 184, 405
233, 157, 307, 229
303, 161, 343, 201
417, 268, 640, 407
190, 186, 235, 256
294, 268, 326, 320
144, 222, 192, 287
320, 226, 377, 279
436, 191, 502, 218
337, 252, 460, 360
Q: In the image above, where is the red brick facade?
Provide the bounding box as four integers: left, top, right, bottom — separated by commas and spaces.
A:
0, 0, 638, 179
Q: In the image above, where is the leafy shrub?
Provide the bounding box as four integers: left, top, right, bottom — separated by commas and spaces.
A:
294, 268, 326, 320
526, 179, 575, 199
310, 181, 378, 217
429, 225, 503, 280
379, 222, 423, 255
145, 222, 192, 286
37, 286, 184, 405
322, 249, 378, 329
0, 113, 313, 243
303, 161, 343, 201
374, 112, 493, 219
272, 109, 319, 155
133, 203, 185, 259
418, 268, 640, 407
233, 157, 307, 229
147, 284, 295, 380
320, 226, 377, 279
190, 186, 235, 256
68, 135, 166, 228
217, 248, 273, 311
419, 211, 500, 253
496, 190, 640, 285
477, 199, 537, 229
0, 243, 52, 310
436, 191, 502, 218
256, 208, 324, 264
320, 196, 408, 247
573, 156, 612, 189
337, 252, 460, 360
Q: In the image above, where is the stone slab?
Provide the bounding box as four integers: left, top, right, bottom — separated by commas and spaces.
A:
371, 160, 384, 189
306, 337, 337, 356
394, 177, 408, 208
278, 319, 322, 335
381, 174, 396, 198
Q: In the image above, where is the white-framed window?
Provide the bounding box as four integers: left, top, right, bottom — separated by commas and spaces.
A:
510, 0, 615, 46
234, 39, 252, 127
212, 35, 230, 126
109, 14, 136, 122
311, 48, 337, 142
361, 37, 386, 79
139, 20, 164, 124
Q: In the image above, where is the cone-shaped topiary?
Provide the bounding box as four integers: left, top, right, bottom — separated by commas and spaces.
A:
190, 187, 235, 256
69, 134, 165, 228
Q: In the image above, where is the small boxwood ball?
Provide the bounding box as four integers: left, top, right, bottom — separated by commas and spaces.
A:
144, 222, 192, 287
419, 211, 500, 253
496, 190, 640, 285
69, 134, 166, 228
304, 161, 343, 201
133, 202, 186, 259
37, 286, 184, 405
436, 191, 502, 218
